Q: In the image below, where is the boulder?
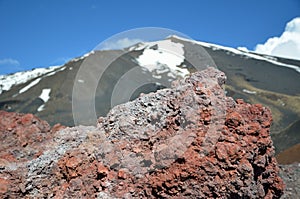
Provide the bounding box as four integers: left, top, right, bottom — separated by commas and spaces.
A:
0, 68, 284, 198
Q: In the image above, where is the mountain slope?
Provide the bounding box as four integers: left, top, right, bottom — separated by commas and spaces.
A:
0, 36, 299, 154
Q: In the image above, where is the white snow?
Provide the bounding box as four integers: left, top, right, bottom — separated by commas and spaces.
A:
129, 42, 145, 51
37, 104, 45, 112
0, 65, 62, 95
135, 39, 189, 79
39, 88, 51, 102
82, 51, 95, 58
237, 47, 249, 52
242, 89, 257, 95
44, 71, 57, 77
0, 50, 94, 96
45, 66, 66, 77
37, 88, 51, 112
261, 55, 278, 61
70, 51, 95, 62
19, 78, 41, 94
78, 79, 85, 83
170, 35, 300, 74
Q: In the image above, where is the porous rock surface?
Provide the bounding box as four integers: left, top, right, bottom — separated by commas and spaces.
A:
0, 68, 284, 198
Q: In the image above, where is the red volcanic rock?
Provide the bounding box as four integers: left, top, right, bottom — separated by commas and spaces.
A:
0, 68, 284, 198
0, 111, 51, 161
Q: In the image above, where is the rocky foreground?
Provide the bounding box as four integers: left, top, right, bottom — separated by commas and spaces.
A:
0, 68, 287, 198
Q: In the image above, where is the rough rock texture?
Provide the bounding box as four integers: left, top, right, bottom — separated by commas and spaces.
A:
0, 111, 65, 196
0, 68, 284, 198
0, 110, 65, 166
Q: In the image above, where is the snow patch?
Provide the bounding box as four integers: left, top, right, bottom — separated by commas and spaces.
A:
129, 42, 145, 51
237, 47, 249, 52
45, 67, 66, 77
19, 78, 41, 94
37, 88, 51, 112
135, 39, 189, 79
170, 35, 300, 74
37, 104, 45, 112
70, 51, 95, 62
242, 89, 257, 95
0, 66, 61, 95
39, 88, 51, 102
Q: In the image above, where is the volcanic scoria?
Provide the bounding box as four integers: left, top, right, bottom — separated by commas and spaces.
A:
0, 67, 284, 198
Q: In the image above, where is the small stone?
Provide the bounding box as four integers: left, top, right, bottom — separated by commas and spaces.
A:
118, 169, 127, 179
97, 163, 109, 176
0, 178, 9, 194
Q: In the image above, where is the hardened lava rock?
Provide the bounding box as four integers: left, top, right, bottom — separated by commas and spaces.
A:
0, 68, 284, 198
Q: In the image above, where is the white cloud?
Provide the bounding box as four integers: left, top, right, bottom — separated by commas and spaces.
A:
101, 38, 143, 50
0, 58, 20, 66
255, 17, 300, 60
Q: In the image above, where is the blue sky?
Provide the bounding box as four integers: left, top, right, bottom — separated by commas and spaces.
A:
0, 0, 299, 74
